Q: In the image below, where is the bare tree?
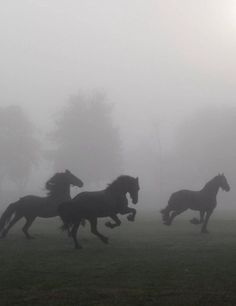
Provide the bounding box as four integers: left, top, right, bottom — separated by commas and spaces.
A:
51, 93, 122, 185
0, 105, 40, 193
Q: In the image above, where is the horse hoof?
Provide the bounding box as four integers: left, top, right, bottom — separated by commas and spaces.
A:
75, 245, 82, 250
201, 230, 209, 234
127, 215, 135, 222
105, 222, 113, 228
190, 218, 200, 225
163, 221, 171, 226
102, 237, 109, 244
0, 232, 6, 239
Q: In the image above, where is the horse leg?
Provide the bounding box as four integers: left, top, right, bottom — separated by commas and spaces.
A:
89, 218, 109, 244
105, 214, 121, 229
199, 211, 205, 223
22, 216, 36, 239
1, 214, 22, 238
161, 207, 171, 223
190, 211, 205, 225
119, 207, 136, 221
165, 208, 187, 225
71, 220, 82, 249
201, 210, 213, 234
81, 219, 86, 227
127, 208, 136, 221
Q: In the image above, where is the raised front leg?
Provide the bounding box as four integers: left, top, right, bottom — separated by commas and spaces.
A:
201, 210, 213, 234
105, 215, 121, 229
120, 207, 136, 222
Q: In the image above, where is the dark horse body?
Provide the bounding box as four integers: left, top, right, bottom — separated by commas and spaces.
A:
161, 174, 230, 233
58, 175, 140, 249
0, 170, 83, 239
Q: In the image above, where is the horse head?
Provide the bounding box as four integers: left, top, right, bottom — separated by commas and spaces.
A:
64, 169, 84, 188
218, 173, 230, 192
46, 170, 83, 198
128, 176, 140, 204
119, 175, 140, 204
107, 175, 140, 204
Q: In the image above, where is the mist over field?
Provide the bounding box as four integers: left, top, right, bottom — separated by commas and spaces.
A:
1, 0, 236, 210
3, 2, 236, 306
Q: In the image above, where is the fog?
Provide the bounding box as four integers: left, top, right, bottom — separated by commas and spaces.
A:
1, 0, 236, 209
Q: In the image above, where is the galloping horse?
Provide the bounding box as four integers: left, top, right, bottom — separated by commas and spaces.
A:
161, 174, 230, 233
0, 170, 83, 239
58, 175, 140, 249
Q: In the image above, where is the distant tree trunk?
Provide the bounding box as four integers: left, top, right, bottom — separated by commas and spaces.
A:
50, 92, 122, 185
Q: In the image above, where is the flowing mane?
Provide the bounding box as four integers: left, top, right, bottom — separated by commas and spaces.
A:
106, 175, 137, 194
202, 176, 219, 190
45, 173, 65, 198
106, 175, 128, 190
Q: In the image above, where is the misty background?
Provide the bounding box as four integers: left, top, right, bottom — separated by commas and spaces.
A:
1, 0, 236, 210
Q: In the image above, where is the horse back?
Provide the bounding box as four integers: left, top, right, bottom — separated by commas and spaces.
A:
168, 189, 213, 211
18, 195, 62, 217
69, 190, 113, 218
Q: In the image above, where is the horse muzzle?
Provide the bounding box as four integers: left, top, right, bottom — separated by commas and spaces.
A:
75, 181, 84, 188
132, 198, 138, 204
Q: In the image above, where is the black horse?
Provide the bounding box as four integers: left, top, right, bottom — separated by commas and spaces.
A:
58, 175, 140, 249
0, 170, 83, 239
161, 174, 230, 233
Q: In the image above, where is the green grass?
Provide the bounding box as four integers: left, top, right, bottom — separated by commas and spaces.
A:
1, 212, 236, 305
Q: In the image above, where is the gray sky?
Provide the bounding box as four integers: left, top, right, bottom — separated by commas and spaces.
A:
1, 0, 236, 151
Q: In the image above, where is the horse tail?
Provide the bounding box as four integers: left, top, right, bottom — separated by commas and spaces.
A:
160, 207, 167, 214
160, 207, 170, 221
0, 201, 19, 232
161, 192, 178, 222
160, 194, 175, 222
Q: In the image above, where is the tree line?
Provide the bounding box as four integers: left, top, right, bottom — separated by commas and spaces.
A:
1, 95, 236, 208
0, 93, 122, 196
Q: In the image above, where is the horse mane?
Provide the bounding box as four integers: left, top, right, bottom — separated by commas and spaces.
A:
45, 172, 65, 197
106, 175, 131, 192
202, 175, 220, 190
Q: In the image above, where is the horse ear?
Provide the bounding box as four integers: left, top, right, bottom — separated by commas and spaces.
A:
136, 177, 139, 183
65, 169, 70, 174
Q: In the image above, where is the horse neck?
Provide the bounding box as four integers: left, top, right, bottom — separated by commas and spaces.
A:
106, 184, 127, 202
48, 185, 71, 201
202, 178, 220, 197
105, 189, 127, 213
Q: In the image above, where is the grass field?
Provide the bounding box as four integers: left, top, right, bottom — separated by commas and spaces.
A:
1, 211, 236, 306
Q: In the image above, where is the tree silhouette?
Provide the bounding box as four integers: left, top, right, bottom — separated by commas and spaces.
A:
0, 105, 40, 192
51, 93, 122, 184
168, 106, 236, 199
